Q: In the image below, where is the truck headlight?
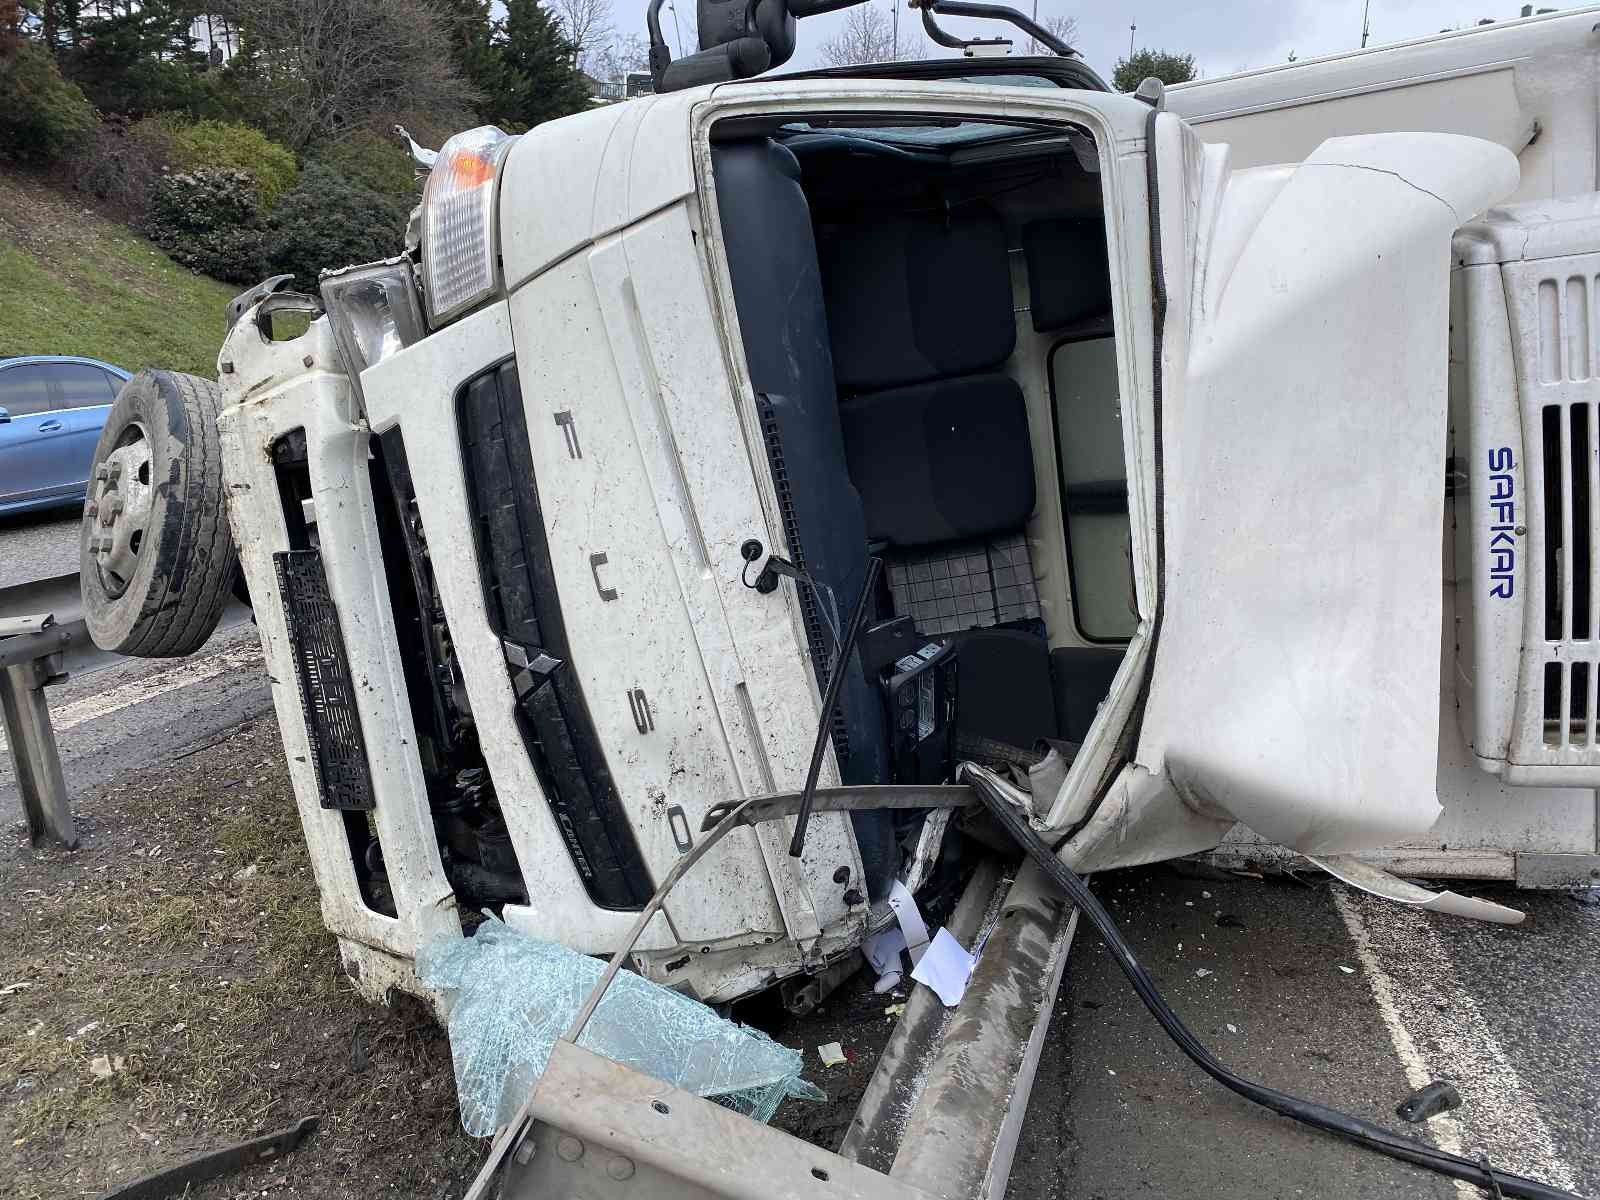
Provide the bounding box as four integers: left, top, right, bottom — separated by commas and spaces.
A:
420, 125, 514, 326
320, 258, 427, 405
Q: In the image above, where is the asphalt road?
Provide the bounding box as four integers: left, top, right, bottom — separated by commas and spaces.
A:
1010, 867, 1600, 1199
1, 506, 269, 835
0, 509, 81, 590
0, 620, 272, 835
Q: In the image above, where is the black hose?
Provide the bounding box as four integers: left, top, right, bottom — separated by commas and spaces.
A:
788, 556, 883, 858
965, 771, 1587, 1200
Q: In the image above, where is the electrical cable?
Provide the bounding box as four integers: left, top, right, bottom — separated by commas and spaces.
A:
963, 770, 1588, 1200
788, 556, 883, 858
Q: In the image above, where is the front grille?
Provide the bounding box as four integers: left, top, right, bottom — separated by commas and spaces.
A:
275, 549, 375, 811
458, 360, 653, 911
756, 394, 850, 762
1530, 273, 1600, 753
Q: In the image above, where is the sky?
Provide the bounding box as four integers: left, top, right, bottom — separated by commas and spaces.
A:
616, 0, 1576, 81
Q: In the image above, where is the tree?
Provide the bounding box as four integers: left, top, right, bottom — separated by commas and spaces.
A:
1111, 47, 1196, 92
222, 0, 479, 148
439, 0, 518, 123
817, 3, 920, 68
496, 0, 592, 128
550, 0, 611, 73
1025, 13, 1076, 56
589, 31, 648, 85
60, 2, 234, 120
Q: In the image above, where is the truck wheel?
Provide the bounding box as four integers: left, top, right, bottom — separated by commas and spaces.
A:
80, 370, 238, 657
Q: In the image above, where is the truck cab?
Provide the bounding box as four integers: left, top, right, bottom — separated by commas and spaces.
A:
69, 7, 1600, 1194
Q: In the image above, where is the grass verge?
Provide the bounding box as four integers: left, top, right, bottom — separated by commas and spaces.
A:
0, 170, 238, 377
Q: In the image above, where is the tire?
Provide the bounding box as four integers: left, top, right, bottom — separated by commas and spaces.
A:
80, 370, 238, 657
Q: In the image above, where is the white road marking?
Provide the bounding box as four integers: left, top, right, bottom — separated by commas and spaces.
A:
0, 638, 264, 753
1333, 885, 1580, 1196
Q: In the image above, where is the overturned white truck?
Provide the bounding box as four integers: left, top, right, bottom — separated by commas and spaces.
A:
75, 5, 1600, 1198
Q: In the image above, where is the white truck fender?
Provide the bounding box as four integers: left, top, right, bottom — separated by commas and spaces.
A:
1134, 132, 1520, 857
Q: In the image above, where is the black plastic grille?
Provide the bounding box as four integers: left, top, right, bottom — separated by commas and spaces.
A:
458, 360, 653, 911
756, 394, 851, 761
275, 548, 375, 811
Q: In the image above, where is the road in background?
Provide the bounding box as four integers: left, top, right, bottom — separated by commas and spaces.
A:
0, 511, 80, 589
0, 621, 273, 833
2, 509, 274, 835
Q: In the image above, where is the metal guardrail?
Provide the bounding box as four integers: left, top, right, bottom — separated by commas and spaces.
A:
0, 575, 89, 849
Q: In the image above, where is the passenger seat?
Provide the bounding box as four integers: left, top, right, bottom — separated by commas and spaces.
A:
818, 205, 1052, 761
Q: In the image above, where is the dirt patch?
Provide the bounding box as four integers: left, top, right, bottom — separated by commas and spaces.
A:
0, 716, 487, 1199
756, 968, 905, 1150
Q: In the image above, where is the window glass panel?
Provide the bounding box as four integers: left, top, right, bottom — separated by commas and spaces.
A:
1049, 336, 1137, 641
41, 362, 119, 409
0, 365, 51, 416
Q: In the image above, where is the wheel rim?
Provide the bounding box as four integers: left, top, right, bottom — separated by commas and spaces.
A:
87, 423, 154, 600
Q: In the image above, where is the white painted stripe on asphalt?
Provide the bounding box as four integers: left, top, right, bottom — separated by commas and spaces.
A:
1334, 886, 1580, 1195
0, 639, 264, 751
1333, 887, 1477, 1199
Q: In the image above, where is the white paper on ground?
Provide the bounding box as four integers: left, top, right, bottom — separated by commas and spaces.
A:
887, 879, 931, 965
910, 927, 978, 1008
863, 926, 907, 976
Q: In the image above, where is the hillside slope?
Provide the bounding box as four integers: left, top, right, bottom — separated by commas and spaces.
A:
0, 171, 239, 379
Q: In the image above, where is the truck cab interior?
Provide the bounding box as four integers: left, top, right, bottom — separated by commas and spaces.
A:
711, 113, 1133, 885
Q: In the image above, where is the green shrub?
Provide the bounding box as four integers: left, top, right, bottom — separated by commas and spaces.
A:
0, 42, 98, 164
147, 117, 298, 209
141, 167, 267, 284
310, 131, 418, 201
264, 162, 412, 290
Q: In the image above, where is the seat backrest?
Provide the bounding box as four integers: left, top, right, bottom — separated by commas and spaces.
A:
817, 202, 1035, 549
819, 205, 1016, 394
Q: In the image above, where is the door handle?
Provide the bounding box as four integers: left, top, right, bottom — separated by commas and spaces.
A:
37, 420, 62, 432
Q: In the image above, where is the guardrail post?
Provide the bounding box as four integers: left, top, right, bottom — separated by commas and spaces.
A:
1, 653, 77, 849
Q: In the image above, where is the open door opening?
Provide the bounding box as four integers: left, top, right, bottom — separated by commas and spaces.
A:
710, 113, 1131, 879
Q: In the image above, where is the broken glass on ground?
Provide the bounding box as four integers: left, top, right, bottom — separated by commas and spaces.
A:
417, 916, 824, 1137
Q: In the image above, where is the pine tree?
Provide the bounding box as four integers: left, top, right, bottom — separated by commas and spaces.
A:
497, 0, 591, 130
436, 0, 511, 123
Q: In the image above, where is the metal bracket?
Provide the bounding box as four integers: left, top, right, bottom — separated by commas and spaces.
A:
702, 784, 976, 832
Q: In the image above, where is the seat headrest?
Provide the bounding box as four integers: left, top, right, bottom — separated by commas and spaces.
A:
1022, 217, 1111, 333
819, 205, 1015, 393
